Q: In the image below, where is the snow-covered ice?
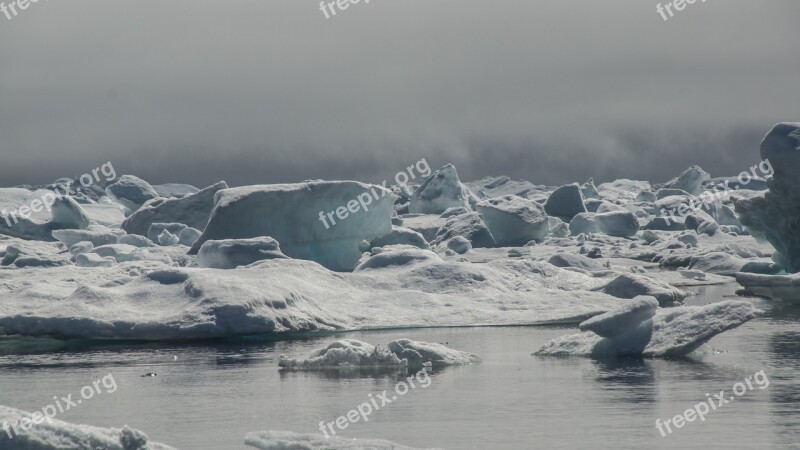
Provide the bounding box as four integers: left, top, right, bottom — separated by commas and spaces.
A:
0, 405, 177, 450
188, 181, 397, 271
535, 300, 759, 357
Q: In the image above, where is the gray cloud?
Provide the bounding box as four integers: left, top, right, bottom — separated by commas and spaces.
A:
0, 0, 797, 188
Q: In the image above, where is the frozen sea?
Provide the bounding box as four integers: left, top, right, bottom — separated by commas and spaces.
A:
0, 283, 796, 449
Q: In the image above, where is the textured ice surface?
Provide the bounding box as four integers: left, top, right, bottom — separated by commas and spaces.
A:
122, 181, 227, 236
596, 273, 687, 306
736, 272, 800, 303
386, 338, 481, 368
409, 164, 473, 214
544, 183, 587, 220
105, 175, 160, 212
197, 237, 288, 269
569, 211, 639, 238
0, 405, 177, 450
245, 431, 441, 450
278, 339, 406, 369
476, 195, 549, 245
535, 301, 759, 357
189, 181, 397, 271
432, 212, 495, 248
662, 165, 710, 196
0, 247, 626, 340
737, 123, 800, 272
578, 296, 658, 338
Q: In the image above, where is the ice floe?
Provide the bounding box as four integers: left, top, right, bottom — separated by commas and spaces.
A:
535, 300, 759, 358
0, 405, 177, 450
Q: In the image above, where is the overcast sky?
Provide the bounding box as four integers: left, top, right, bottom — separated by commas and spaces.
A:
0, 0, 797, 188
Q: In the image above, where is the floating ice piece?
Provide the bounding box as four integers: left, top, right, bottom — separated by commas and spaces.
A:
596, 273, 686, 306
578, 296, 658, 338
535, 300, 759, 357
737, 123, 800, 272
477, 195, 549, 246
544, 183, 587, 220
386, 338, 481, 368
0, 405, 177, 450
198, 237, 288, 269
245, 431, 441, 450
432, 212, 495, 248
105, 175, 160, 212
122, 181, 227, 236
409, 164, 473, 214
736, 272, 800, 302
189, 181, 397, 271
663, 165, 710, 196
569, 211, 639, 238
278, 339, 406, 370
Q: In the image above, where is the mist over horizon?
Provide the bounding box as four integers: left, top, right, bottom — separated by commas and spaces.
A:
1, 0, 798, 188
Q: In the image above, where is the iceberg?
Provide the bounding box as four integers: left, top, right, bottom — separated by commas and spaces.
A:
534, 300, 759, 357
408, 164, 474, 214
568, 211, 639, 238
105, 175, 161, 212
121, 181, 227, 236
737, 122, 800, 272
476, 195, 549, 246
188, 181, 397, 271
544, 183, 587, 220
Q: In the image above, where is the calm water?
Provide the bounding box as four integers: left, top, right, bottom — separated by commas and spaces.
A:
1, 283, 798, 449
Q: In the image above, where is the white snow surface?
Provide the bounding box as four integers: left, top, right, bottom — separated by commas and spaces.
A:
0, 247, 627, 340
0, 405, 177, 450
